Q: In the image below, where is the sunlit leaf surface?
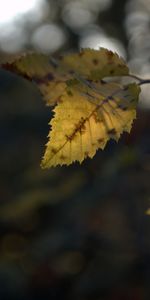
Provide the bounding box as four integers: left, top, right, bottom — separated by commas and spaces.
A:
1, 48, 140, 167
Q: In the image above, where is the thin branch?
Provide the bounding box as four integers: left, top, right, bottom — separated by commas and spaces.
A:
128, 74, 144, 82
138, 79, 150, 86
128, 74, 150, 86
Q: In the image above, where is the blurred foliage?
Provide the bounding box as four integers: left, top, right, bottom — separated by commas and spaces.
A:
0, 0, 150, 299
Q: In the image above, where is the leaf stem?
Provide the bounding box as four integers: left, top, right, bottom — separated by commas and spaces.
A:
128, 74, 150, 86
138, 79, 150, 86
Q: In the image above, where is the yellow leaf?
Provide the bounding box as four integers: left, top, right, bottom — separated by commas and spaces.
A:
59, 48, 129, 80
1, 48, 129, 106
41, 83, 140, 167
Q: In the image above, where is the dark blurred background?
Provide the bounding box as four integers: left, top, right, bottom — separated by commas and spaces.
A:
0, 0, 150, 299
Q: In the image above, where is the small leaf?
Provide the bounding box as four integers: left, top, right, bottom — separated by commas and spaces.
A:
1, 48, 129, 106
41, 83, 140, 167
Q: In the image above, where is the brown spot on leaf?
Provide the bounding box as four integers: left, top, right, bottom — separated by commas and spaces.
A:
118, 104, 127, 111
107, 128, 117, 135
79, 127, 86, 135
97, 138, 104, 144
92, 58, 99, 65
65, 134, 72, 141
106, 50, 114, 64
51, 147, 57, 154
47, 73, 55, 81
60, 154, 66, 160
34, 73, 55, 85
108, 96, 114, 100
69, 70, 75, 75
75, 118, 86, 134
65, 117, 86, 141
110, 69, 115, 75
107, 50, 114, 58
67, 90, 73, 96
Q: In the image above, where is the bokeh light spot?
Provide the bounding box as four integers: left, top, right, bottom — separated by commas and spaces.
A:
0, 0, 45, 24
62, 2, 96, 31
32, 24, 66, 53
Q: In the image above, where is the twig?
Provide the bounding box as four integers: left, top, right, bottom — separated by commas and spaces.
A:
128, 74, 150, 86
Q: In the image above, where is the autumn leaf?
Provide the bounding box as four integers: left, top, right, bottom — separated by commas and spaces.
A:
1, 48, 129, 106
41, 82, 140, 167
